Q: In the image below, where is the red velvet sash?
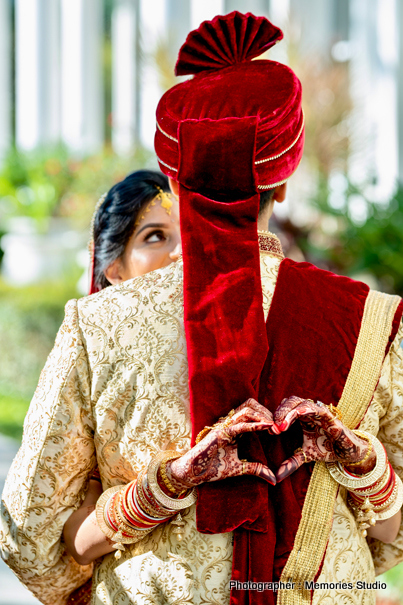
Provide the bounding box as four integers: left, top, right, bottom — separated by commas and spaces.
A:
175, 101, 403, 605
194, 258, 402, 605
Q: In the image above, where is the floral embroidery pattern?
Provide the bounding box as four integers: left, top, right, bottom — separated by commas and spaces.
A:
1, 256, 402, 605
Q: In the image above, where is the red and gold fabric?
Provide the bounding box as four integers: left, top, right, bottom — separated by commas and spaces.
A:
1, 10, 403, 605
153, 11, 403, 605
1, 244, 403, 605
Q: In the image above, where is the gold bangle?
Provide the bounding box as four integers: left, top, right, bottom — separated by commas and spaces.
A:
95, 485, 130, 558
118, 485, 157, 526
125, 479, 162, 522
353, 465, 391, 496
115, 489, 154, 531
159, 453, 185, 495
327, 432, 387, 489
95, 485, 124, 541
137, 470, 174, 517
136, 479, 164, 518
95, 484, 153, 560
195, 426, 214, 444
147, 451, 197, 511
347, 431, 373, 467
352, 482, 395, 507
195, 410, 236, 444
368, 480, 395, 504
113, 491, 154, 543
372, 485, 398, 512
115, 508, 155, 534
376, 473, 403, 520
119, 481, 164, 527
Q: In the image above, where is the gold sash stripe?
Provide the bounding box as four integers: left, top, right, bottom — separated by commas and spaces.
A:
278, 290, 402, 605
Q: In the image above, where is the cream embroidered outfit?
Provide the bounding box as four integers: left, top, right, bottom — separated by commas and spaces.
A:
1, 237, 403, 605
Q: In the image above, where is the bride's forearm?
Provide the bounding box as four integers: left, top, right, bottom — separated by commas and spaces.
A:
63, 480, 115, 566
64, 509, 116, 565
366, 509, 401, 544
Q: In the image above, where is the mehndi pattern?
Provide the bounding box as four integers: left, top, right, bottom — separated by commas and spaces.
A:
1, 252, 403, 605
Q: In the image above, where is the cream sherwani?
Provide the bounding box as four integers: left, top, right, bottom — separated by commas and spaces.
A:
1, 248, 403, 605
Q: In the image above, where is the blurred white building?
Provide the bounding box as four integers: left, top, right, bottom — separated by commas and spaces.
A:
0, 0, 401, 192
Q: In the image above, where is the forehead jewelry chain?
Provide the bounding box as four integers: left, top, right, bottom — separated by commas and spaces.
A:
135, 186, 175, 227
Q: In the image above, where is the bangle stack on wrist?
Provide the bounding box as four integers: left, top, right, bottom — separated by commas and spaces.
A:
346, 431, 373, 467
327, 431, 403, 537
95, 450, 197, 558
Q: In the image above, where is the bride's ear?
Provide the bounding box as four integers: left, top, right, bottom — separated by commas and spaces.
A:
104, 258, 124, 285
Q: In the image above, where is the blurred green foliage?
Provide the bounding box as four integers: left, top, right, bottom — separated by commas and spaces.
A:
0, 144, 155, 441
301, 177, 403, 296
0, 145, 154, 231
0, 394, 33, 441
0, 147, 77, 228
0, 276, 80, 440
378, 564, 403, 603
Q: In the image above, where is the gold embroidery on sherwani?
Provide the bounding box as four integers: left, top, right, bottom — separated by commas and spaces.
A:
88, 255, 281, 605
312, 322, 403, 604
2, 252, 403, 605
257, 231, 284, 260
0, 253, 280, 605
278, 290, 402, 605
0, 301, 95, 605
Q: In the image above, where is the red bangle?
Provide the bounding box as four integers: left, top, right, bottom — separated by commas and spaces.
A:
350, 466, 396, 508
106, 493, 119, 532
353, 463, 393, 495
121, 482, 166, 528
129, 484, 167, 525
353, 476, 394, 502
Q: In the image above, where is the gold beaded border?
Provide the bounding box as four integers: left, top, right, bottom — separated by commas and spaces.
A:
257, 177, 288, 190
156, 113, 304, 166
277, 289, 401, 605
156, 121, 179, 143
337, 290, 401, 429
156, 156, 178, 172
255, 113, 305, 164
257, 231, 284, 260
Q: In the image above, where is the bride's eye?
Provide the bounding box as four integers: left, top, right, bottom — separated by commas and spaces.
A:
144, 230, 165, 243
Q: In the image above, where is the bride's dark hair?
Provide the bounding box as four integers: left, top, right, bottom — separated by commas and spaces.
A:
92, 169, 170, 291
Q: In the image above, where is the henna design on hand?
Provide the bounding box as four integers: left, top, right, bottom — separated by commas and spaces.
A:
166, 398, 277, 489
274, 396, 376, 483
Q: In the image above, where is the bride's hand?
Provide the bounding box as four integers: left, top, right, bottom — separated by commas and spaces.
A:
274, 396, 376, 483
166, 399, 277, 489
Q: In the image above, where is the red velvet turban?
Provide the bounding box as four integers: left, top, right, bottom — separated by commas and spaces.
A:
154, 12, 305, 604
155, 12, 304, 192
154, 10, 305, 435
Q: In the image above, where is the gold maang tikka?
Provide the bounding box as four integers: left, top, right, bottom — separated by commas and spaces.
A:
135, 186, 174, 227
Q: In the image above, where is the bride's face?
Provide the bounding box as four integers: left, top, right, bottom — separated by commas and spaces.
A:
106, 195, 181, 283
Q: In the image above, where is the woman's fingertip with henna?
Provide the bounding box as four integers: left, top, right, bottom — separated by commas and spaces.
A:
275, 450, 306, 483
260, 467, 277, 486
243, 461, 277, 486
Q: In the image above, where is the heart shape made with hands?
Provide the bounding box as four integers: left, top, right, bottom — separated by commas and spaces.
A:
270, 395, 374, 483
167, 396, 372, 492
